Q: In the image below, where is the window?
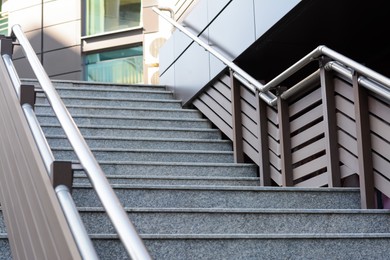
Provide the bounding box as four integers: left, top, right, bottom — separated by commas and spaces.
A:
85, 46, 143, 84
86, 0, 141, 36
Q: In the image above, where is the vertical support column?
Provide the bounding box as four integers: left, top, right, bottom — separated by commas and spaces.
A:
353, 72, 375, 209
230, 69, 244, 163
277, 94, 293, 186
255, 89, 271, 186
320, 58, 341, 187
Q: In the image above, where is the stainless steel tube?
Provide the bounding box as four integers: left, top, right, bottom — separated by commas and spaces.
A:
153, 7, 268, 99
55, 185, 99, 260
22, 103, 55, 174
2, 53, 21, 98
12, 24, 151, 259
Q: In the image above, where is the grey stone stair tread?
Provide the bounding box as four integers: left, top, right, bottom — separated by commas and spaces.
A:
37, 114, 212, 128
72, 185, 361, 209
41, 125, 221, 139
73, 161, 258, 177
46, 136, 231, 149
73, 174, 259, 186
53, 148, 234, 163
35, 104, 202, 118
78, 207, 390, 234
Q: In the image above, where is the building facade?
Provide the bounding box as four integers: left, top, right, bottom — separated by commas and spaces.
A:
1, 0, 197, 84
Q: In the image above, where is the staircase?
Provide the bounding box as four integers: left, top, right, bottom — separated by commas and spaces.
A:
1, 80, 390, 259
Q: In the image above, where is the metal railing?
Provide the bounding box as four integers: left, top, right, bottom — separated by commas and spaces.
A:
153, 7, 390, 106
3, 24, 152, 259
154, 6, 390, 209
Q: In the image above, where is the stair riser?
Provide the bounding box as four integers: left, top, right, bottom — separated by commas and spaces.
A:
53, 89, 174, 100
36, 97, 182, 109
48, 138, 232, 151
24, 81, 167, 92
35, 106, 202, 119
72, 188, 361, 209
53, 150, 234, 163
42, 127, 221, 139
73, 176, 259, 186
81, 211, 390, 234
92, 238, 390, 260
38, 116, 211, 129
79, 164, 258, 177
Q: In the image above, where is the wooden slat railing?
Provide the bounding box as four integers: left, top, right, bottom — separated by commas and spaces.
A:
192, 55, 390, 209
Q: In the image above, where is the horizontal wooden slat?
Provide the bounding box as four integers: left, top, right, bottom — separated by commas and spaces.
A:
243, 141, 259, 164
268, 135, 280, 156
193, 99, 233, 139
291, 121, 324, 149
369, 114, 390, 141
368, 96, 390, 123
219, 73, 231, 87
290, 104, 323, 133
289, 87, 322, 117
292, 138, 325, 164
267, 106, 278, 125
339, 147, 358, 172
335, 95, 355, 120
374, 172, 390, 198
270, 165, 282, 186
269, 149, 281, 171
372, 152, 390, 180
340, 164, 357, 179
242, 126, 258, 151
334, 77, 353, 102
268, 120, 280, 141
337, 129, 357, 156
198, 93, 232, 127
336, 112, 357, 139
241, 99, 257, 121
240, 86, 256, 105
295, 172, 328, 187
293, 155, 327, 181
207, 87, 232, 114
371, 134, 390, 160
212, 79, 231, 101
241, 113, 257, 136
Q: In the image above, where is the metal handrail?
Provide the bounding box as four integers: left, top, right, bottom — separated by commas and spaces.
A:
154, 7, 390, 106
152, 6, 277, 105
10, 24, 151, 260
266, 46, 390, 105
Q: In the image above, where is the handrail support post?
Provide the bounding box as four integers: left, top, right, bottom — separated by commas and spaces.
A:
51, 161, 74, 193
353, 71, 375, 209
230, 69, 244, 163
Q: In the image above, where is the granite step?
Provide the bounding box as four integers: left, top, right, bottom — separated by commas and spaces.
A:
36, 96, 182, 109
74, 161, 259, 177
23, 79, 168, 92
78, 207, 390, 235
73, 174, 260, 186
48, 137, 232, 151
50, 87, 174, 100
53, 148, 234, 163
37, 115, 212, 129
35, 104, 202, 119
71, 185, 361, 209
41, 125, 221, 139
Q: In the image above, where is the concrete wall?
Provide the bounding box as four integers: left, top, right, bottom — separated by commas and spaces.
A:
9, 0, 82, 80
159, 0, 300, 104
